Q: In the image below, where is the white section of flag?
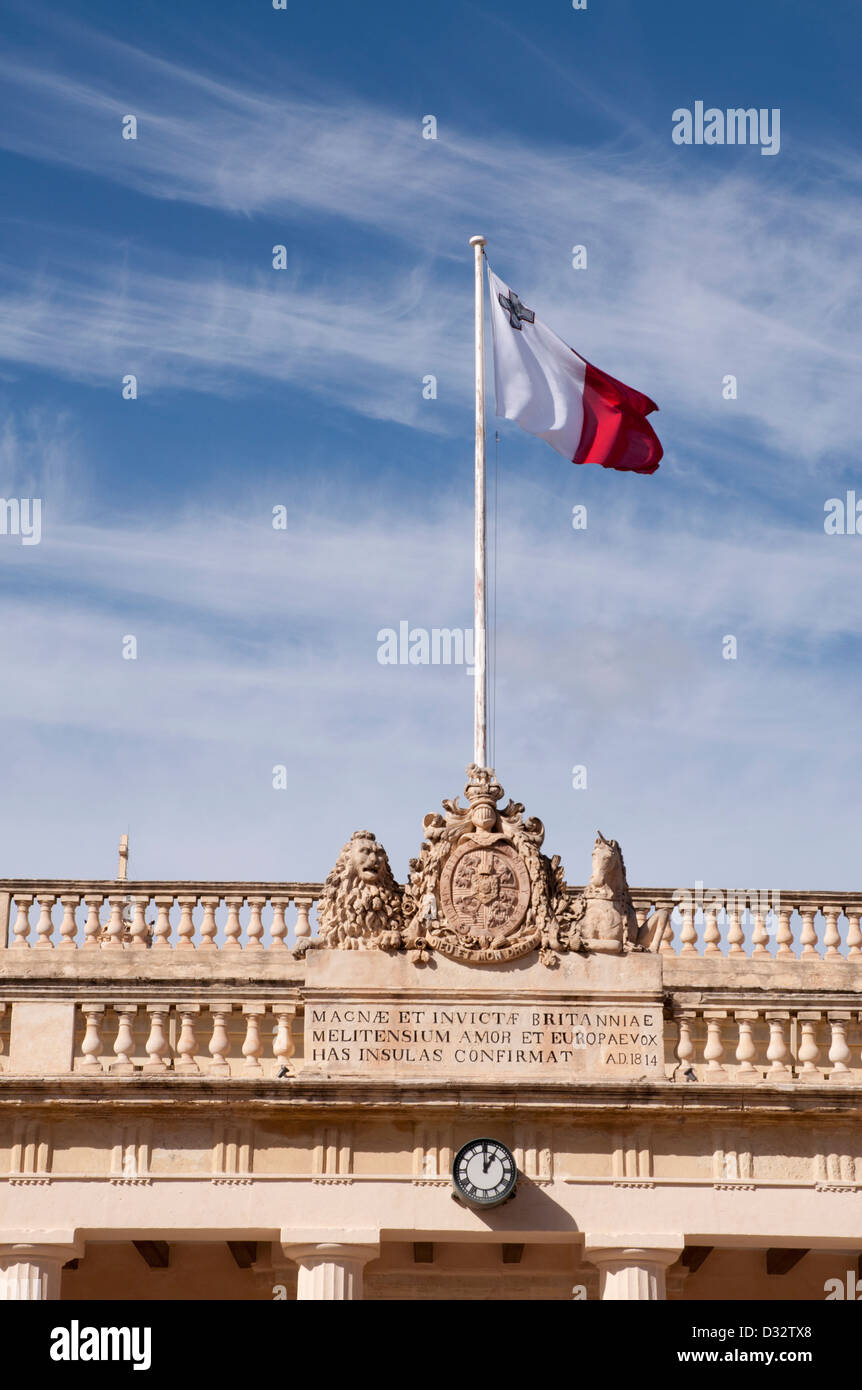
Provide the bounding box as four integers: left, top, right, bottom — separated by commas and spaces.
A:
487, 264, 586, 462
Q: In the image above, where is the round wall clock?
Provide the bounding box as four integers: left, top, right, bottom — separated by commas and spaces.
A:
452, 1138, 518, 1208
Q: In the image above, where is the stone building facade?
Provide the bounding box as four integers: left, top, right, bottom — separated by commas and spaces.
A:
1, 767, 861, 1302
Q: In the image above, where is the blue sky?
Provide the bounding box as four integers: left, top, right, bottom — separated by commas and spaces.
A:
1, 0, 861, 891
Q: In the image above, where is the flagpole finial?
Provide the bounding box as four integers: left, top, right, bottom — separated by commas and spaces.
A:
468, 235, 487, 248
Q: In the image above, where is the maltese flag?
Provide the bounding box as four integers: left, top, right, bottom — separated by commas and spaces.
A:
488, 265, 662, 474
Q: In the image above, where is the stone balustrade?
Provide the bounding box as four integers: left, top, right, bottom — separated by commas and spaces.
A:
75, 999, 299, 1078
630, 889, 862, 961
5, 881, 862, 1087
0, 882, 320, 952
0, 998, 300, 1078
666, 1003, 862, 1085
6, 993, 862, 1084
3, 882, 862, 961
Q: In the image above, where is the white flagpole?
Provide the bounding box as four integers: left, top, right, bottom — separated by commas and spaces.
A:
469, 234, 487, 769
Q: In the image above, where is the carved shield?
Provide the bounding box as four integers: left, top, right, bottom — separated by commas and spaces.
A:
435, 840, 534, 961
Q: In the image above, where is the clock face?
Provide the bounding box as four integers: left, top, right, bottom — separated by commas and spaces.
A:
452, 1138, 517, 1207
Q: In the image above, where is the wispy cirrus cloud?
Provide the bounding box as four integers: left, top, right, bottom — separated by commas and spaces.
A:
0, 34, 860, 462
1, 428, 861, 885
0, 245, 452, 428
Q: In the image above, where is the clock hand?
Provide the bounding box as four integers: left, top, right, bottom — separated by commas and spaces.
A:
482, 1142, 491, 1174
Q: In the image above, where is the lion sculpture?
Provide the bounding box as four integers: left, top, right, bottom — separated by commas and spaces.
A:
312, 829, 404, 952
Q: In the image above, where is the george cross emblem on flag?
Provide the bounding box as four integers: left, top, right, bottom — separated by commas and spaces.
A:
497, 289, 535, 331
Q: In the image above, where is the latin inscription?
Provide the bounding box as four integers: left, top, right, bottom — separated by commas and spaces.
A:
305, 1003, 662, 1077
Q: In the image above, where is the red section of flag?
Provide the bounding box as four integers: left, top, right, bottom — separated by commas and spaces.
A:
572, 358, 663, 475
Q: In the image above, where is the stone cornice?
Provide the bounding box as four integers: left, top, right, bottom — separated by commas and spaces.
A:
0, 958, 305, 992
1, 1075, 861, 1116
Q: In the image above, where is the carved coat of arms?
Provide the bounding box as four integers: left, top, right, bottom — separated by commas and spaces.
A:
402, 765, 567, 964
440, 842, 531, 952
309, 766, 671, 965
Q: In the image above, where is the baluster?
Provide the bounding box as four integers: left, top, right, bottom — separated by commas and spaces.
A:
734, 1010, 759, 1083
177, 894, 197, 950
270, 896, 289, 950
208, 1003, 233, 1075
129, 896, 150, 949
144, 1005, 170, 1073
703, 903, 721, 955
223, 895, 243, 951
34, 893, 56, 950
246, 896, 265, 951
175, 1005, 201, 1074
657, 900, 675, 954
797, 1011, 821, 1081
152, 895, 174, 949
823, 907, 841, 959
11, 894, 33, 950
775, 904, 794, 959
726, 899, 744, 956
827, 1012, 852, 1082
111, 1005, 138, 1074
104, 894, 125, 948
199, 896, 220, 950
242, 1004, 265, 1073
799, 907, 819, 960
765, 1011, 792, 1080
59, 893, 80, 949
272, 1004, 297, 1074
847, 907, 862, 956
80, 1004, 106, 1073
702, 1011, 727, 1080
675, 1011, 696, 1078
83, 894, 103, 949
751, 905, 769, 956
294, 897, 313, 951
679, 903, 697, 955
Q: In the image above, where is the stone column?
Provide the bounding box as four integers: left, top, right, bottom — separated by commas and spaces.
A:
584, 1235, 684, 1301
284, 1242, 378, 1300
0, 1243, 78, 1300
